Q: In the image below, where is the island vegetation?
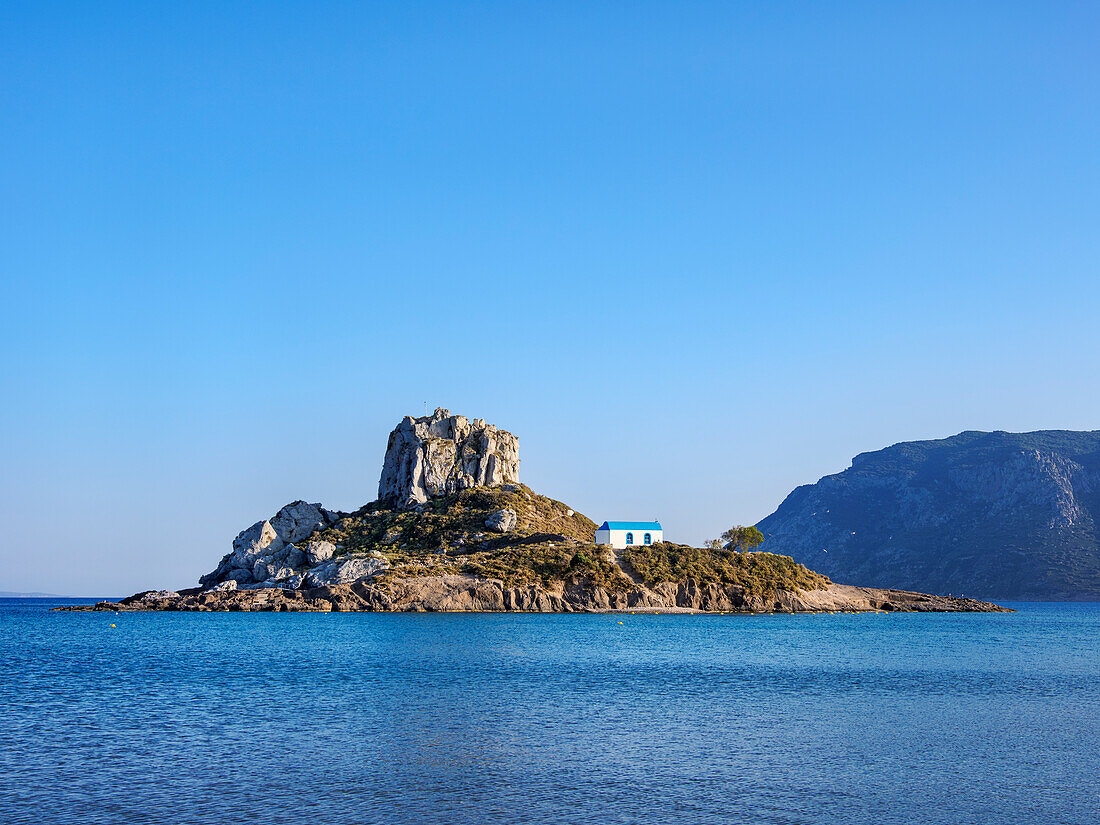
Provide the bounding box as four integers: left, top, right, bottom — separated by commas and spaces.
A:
305, 485, 823, 597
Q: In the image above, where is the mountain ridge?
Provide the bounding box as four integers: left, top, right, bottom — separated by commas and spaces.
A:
757, 429, 1100, 600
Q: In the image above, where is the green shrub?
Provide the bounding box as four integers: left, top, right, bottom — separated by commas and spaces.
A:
623, 542, 829, 596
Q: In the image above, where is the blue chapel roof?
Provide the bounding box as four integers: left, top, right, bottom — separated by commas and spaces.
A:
596, 521, 662, 531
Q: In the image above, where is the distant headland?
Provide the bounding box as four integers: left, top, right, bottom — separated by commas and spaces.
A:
757, 429, 1100, 601
61, 409, 1008, 614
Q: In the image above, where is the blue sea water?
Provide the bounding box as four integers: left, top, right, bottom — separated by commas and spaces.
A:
0, 600, 1097, 825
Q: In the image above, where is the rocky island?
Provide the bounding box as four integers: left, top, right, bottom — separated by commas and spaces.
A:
64, 409, 1008, 614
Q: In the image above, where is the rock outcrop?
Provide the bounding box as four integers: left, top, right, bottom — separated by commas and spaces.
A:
485, 508, 517, 533
198, 500, 366, 591
303, 555, 390, 589
756, 430, 1100, 600
63, 579, 1010, 614
303, 539, 335, 565
195, 410, 522, 593
377, 408, 520, 508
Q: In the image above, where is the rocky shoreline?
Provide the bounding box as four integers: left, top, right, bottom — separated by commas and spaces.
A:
58, 575, 1010, 614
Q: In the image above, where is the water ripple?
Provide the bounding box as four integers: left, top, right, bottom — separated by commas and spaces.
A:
0, 601, 1097, 825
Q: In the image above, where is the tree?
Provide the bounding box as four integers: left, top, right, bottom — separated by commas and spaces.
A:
719, 525, 765, 553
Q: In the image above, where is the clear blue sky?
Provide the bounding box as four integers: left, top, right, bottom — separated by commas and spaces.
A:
2, 1, 1098, 595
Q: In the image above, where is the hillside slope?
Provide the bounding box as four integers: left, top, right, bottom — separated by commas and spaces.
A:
756, 430, 1100, 600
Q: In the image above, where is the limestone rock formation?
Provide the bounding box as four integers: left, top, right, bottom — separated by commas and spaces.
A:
270, 501, 340, 544
377, 408, 520, 508
197, 410, 524, 592
303, 539, 336, 565
197, 495, 398, 593
756, 430, 1100, 600
485, 508, 517, 533
303, 555, 390, 589
199, 501, 346, 590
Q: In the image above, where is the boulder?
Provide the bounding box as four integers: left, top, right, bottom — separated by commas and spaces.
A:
378, 408, 520, 508
304, 555, 390, 588
233, 519, 280, 557
485, 508, 517, 533
199, 518, 283, 588
304, 539, 336, 565
270, 501, 337, 545
254, 567, 297, 585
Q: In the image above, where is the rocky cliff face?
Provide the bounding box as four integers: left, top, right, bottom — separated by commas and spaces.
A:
378, 407, 520, 508
756, 430, 1100, 600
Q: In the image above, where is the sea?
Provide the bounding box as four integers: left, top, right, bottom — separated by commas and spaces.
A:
1, 599, 1097, 825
